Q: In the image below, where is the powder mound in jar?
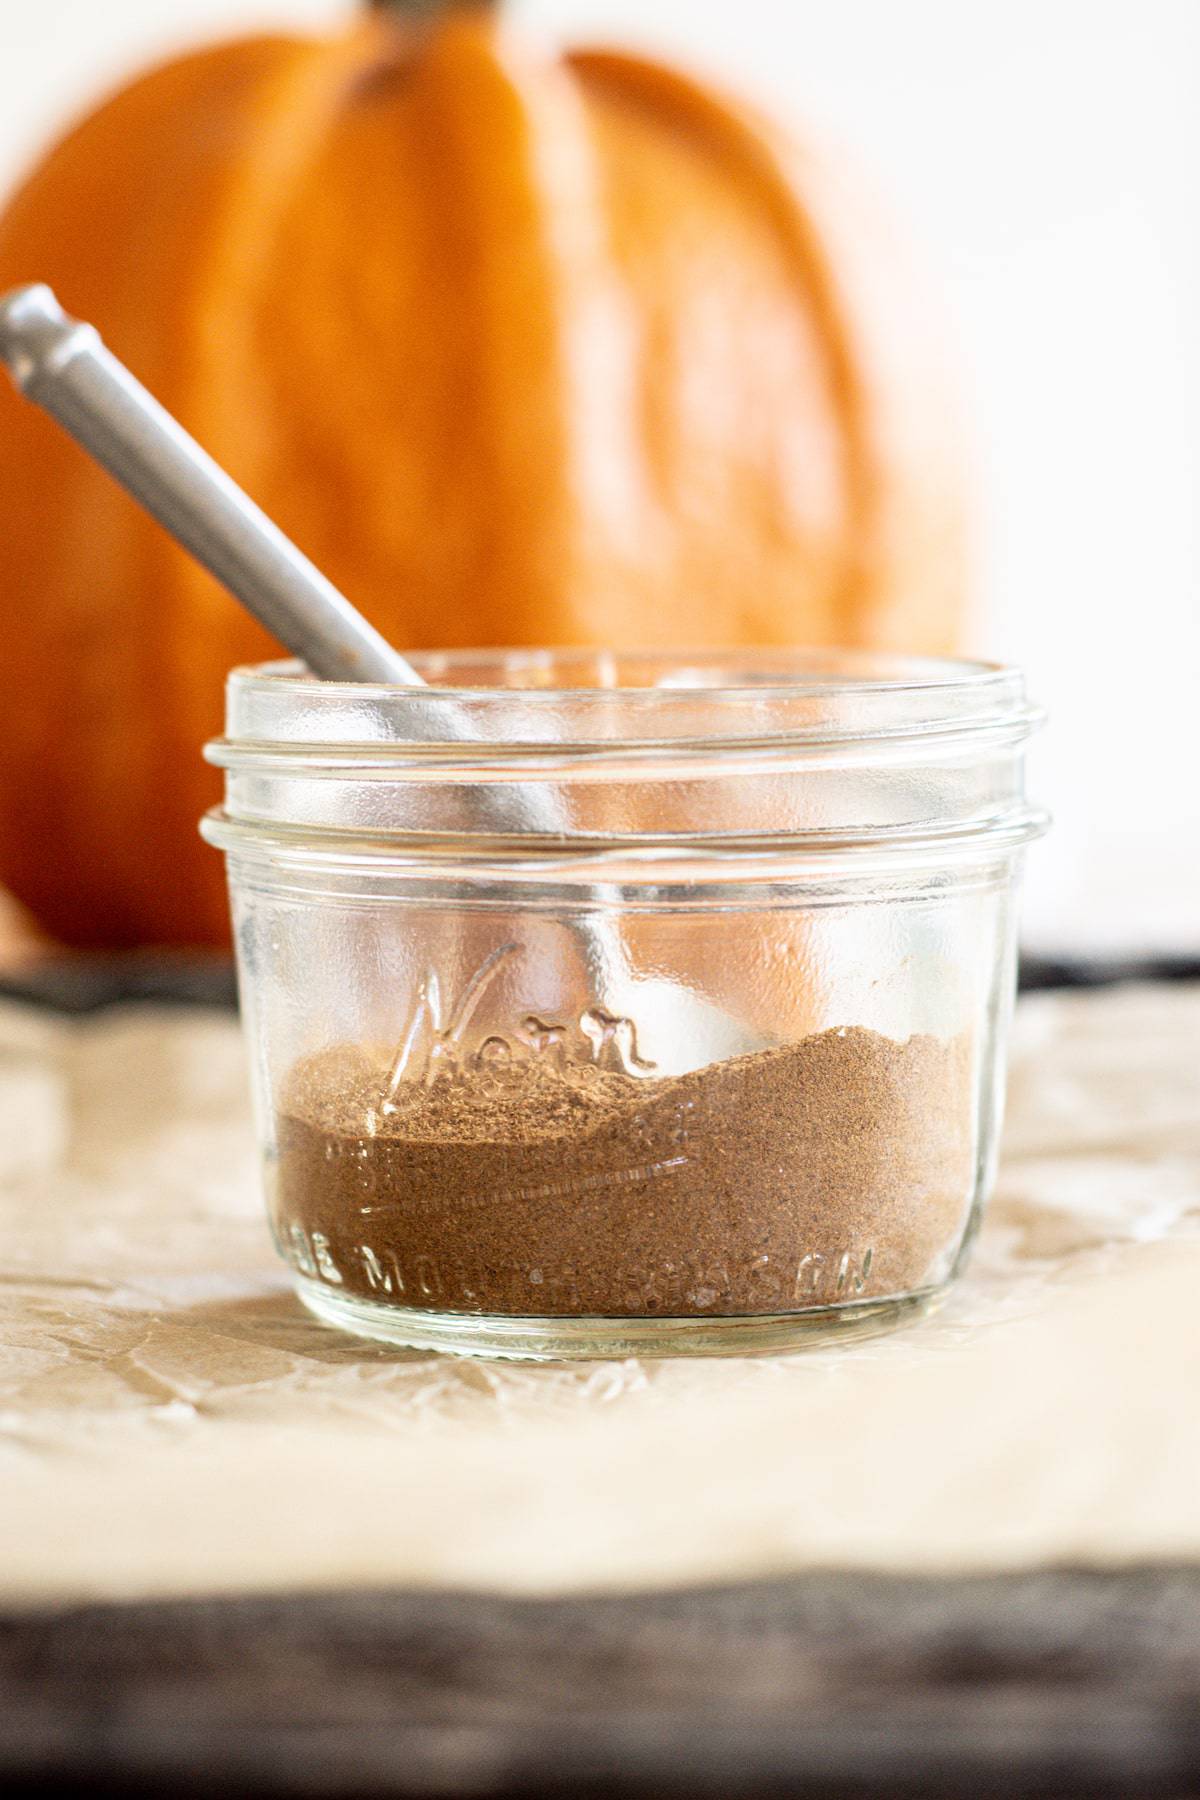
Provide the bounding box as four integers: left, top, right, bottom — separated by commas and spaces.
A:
273, 1029, 976, 1319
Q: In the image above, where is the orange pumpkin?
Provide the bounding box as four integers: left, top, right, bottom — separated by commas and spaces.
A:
0, 0, 967, 948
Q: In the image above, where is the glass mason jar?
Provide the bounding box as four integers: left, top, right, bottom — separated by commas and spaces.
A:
202, 649, 1046, 1360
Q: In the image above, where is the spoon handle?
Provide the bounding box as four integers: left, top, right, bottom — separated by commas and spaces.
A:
0, 284, 415, 685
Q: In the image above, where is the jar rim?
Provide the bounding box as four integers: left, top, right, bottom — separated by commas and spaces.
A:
213, 650, 1042, 764
205, 649, 1046, 878
230, 648, 1017, 703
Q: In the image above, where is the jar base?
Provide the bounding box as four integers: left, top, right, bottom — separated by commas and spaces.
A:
292, 1275, 944, 1360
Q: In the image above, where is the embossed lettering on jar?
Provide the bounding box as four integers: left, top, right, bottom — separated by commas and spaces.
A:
202, 649, 1046, 1360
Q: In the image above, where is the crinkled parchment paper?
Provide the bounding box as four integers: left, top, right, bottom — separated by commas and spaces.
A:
0, 984, 1197, 1602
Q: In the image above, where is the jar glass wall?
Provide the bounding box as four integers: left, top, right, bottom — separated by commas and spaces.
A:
202, 650, 1046, 1359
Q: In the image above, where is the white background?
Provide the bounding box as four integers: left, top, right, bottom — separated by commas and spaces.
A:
2, 0, 1198, 952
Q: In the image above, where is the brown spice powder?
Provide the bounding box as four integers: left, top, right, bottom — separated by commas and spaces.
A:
272, 1028, 976, 1319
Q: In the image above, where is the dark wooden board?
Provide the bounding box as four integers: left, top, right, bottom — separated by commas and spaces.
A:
0, 951, 238, 1014
0, 951, 1197, 1015
2, 1567, 1199, 1799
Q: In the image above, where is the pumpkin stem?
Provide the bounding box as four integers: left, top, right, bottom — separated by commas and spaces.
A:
368, 0, 497, 16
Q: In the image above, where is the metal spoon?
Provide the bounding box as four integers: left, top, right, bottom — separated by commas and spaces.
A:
0, 284, 411, 683
0, 283, 752, 1069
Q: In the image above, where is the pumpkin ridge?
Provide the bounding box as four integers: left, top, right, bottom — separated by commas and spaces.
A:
567, 49, 874, 617
406, 17, 657, 642
0, 36, 307, 944
167, 29, 390, 783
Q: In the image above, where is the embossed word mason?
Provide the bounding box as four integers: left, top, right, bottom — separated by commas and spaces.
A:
279, 1223, 878, 1316
377, 943, 656, 1116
